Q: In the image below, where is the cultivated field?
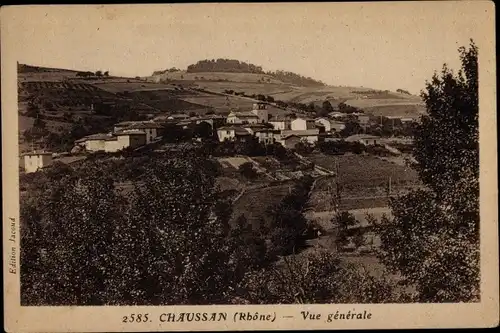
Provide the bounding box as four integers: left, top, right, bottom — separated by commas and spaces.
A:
230, 183, 294, 228
94, 81, 176, 93
307, 153, 420, 211
148, 71, 283, 84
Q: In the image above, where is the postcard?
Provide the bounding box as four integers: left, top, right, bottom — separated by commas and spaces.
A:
2, 2, 498, 331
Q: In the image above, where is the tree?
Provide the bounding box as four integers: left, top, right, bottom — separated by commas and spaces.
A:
20, 152, 250, 305
95, 70, 103, 77
377, 40, 479, 302
103, 71, 109, 77
320, 100, 334, 117
238, 249, 397, 304
193, 121, 212, 140
238, 162, 257, 179
339, 119, 362, 137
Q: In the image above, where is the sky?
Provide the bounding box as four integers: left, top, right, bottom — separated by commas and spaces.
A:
3, 2, 491, 94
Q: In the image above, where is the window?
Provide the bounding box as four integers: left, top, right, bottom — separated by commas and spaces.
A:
226, 130, 231, 135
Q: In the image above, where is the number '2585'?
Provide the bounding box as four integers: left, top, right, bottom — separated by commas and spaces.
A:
122, 314, 150, 323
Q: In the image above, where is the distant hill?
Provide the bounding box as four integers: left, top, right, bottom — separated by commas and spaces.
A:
18, 63, 80, 74
153, 58, 326, 87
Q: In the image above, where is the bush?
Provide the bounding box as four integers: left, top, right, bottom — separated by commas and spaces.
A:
238, 162, 257, 179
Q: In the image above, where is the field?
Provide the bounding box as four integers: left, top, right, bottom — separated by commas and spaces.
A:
230, 183, 294, 228
94, 81, 176, 93
307, 153, 420, 211
148, 71, 283, 84
362, 104, 426, 118
18, 115, 71, 133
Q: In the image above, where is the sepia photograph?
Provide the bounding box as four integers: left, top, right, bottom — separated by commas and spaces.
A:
2, 2, 498, 331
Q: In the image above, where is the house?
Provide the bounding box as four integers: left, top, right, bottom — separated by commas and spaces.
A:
75, 131, 147, 153
226, 111, 260, 124
74, 133, 115, 152
242, 123, 269, 135
22, 151, 53, 173
345, 134, 381, 145
253, 128, 277, 145
106, 130, 147, 152
280, 129, 320, 144
401, 117, 415, 124
269, 117, 292, 130
291, 116, 316, 131
250, 102, 269, 123
275, 134, 302, 149
315, 118, 346, 132
357, 115, 371, 125
328, 111, 347, 119
118, 122, 163, 143
167, 113, 190, 121
216, 126, 252, 142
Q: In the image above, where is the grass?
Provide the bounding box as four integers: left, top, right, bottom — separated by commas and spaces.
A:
94, 81, 176, 93
307, 153, 420, 211
18, 115, 72, 133
230, 183, 294, 228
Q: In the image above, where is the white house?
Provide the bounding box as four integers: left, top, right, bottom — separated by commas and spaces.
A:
315, 118, 346, 133
108, 130, 147, 151
216, 126, 252, 142
75, 131, 147, 153
75, 133, 114, 152
253, 128, 276, 145
226, 111, 260, 124
280, 129, 320, 144
22, 151, 53, 173
357, 115, 371, 125
345, 134, 381, 145
167, 113, 190, 121
269, 118, 291, 131
291, 117, 316, 131
118, 122, 163, 143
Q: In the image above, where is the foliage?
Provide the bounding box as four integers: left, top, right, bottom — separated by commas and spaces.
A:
238, 249, 397, 304
187, 59, 265, 74
266, 176, 314, 256
339, 119, 363, 137
238, 162, 258, 179
377, 40, 479, 302
20, 153, 249, 305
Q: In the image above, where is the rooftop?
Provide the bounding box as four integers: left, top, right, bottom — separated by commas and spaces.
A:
114, 129, 147, 136
345, 134, 381, 141
22, 150, 53, 156
123, 122, 164, 129
281, 129, 320, 137
217, 126, 251, 135
228, 111, 259, 118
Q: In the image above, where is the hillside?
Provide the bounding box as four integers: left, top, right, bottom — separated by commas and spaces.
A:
153, 58, 326, 87
148, 59, 424, 118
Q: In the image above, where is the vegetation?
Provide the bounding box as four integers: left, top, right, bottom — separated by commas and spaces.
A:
377, 40, 479, 302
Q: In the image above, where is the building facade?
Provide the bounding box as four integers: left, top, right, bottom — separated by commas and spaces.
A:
23, 151, 53, 173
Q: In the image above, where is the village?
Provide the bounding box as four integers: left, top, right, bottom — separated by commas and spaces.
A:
20, 93, 420, 261
21, 100, 415, 172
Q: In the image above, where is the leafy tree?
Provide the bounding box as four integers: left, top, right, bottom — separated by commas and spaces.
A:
294, 140, 314, 155
238, 249, 397, 304
320, 100, 334, 116
104, 71, 109, 77
339, 119, 363, 137
20, 153, 250, 305
238, 162, 257, 179
95, 70, 103, 77
193, 121, 213, 140
377, 40, 479, 302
